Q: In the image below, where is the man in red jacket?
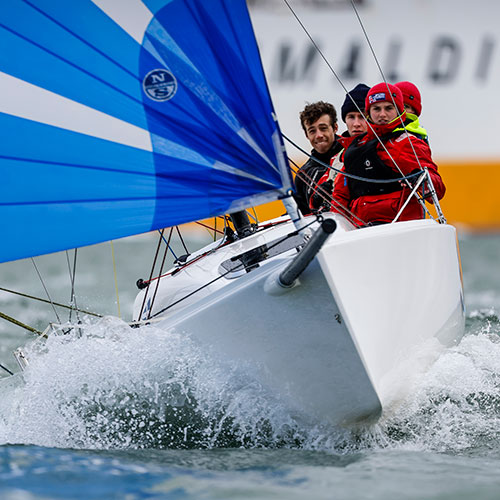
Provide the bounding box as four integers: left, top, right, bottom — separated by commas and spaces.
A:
330, 82, 445, 225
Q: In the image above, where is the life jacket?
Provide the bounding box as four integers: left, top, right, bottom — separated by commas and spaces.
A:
343, 131, 404, 200
394, 114, 428, 142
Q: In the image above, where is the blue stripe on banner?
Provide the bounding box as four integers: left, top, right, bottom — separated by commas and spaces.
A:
0, 0, 147, 129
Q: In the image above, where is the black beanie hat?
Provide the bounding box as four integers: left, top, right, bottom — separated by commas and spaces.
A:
341, 83, 370, 122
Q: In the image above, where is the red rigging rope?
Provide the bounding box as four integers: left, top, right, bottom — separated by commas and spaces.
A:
137, 216, 293, 291
285, 137, 425, 226
291, 161, 366, 227
143, 216, 321, 321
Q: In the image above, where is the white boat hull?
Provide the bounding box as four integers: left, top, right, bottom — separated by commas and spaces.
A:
134, 215, 465, 426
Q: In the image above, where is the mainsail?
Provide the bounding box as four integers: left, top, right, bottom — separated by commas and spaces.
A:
0, 0, 291, 263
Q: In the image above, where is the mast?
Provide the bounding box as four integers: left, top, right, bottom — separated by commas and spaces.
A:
228, 211, 265, 272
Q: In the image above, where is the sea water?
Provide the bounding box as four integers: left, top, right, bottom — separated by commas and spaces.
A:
0, 230, 499, 499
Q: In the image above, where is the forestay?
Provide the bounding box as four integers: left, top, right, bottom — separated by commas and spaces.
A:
0, 0, 291, 263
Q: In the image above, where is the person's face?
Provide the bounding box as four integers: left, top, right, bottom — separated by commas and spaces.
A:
404, 103, 417, 115
345, 111, 367, 136
305, 114, 337, 154
369, 102, 398, 125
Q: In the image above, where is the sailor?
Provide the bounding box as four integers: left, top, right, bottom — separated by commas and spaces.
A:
329, 82, 446, 225
341, 83, 370, 139
395, 81, 428, 142
294, 101, 343, 215
309, 84, 370, 212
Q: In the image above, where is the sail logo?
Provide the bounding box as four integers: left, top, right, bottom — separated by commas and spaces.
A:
143, 69, 177, 101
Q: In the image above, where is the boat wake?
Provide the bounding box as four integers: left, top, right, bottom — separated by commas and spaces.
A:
0, 312, 498, 454
0, 317, 304, 449
367, 309, 500, 455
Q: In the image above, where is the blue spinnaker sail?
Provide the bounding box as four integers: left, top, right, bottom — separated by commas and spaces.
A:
0, 0, 291, 263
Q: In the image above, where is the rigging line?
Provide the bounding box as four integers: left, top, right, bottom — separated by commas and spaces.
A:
283, 0, 423, 187
110, 241, 121, 318
314, 178, 366, 227
147, 228, 174, 320
297, 167, 366, 227
349, 1, 425, 175
175, 226, 190, 255
392, 172, 427, 224
195, 221, 225, 235
30, 258, 61, 324
288, 157, 301, 172
147, 217, 320, 320
65, 249, 80, 323
140, 217, 292, 288
282, 133, 422, 184
292, 155, 367, 226
248, 207, 259, 224
282, 0, 347, 94
0, 362, 14, 377
138, 228, 165, 321
196, 219, 217, 238
141, 250, 216, 287
71, 248, 80, 321
284, 132, 432, 220
349, 1, 444, 221
288, 155, 376, 227
159, 229, 179, 261
0, 310, 44, 337
222, 216, 227, 242
0, 286, 101, 317
288, 153, 364, 225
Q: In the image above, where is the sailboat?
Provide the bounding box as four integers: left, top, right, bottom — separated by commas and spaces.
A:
0, 0, 464, 427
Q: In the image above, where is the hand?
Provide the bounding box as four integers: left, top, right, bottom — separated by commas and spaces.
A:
400, 169, 422, 189
310, 180, 333, 210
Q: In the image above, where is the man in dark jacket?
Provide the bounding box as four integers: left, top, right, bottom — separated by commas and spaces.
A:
294, 101, 343, 215
308, 84, 370, 212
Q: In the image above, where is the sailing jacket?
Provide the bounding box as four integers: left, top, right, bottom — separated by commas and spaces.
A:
294, 138, 343, 215
330, 120, 445, 225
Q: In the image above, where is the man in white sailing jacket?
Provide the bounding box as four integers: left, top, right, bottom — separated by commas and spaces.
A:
294, 101, 343, 215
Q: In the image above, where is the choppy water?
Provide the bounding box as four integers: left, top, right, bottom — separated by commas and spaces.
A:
0, 230, 499, 499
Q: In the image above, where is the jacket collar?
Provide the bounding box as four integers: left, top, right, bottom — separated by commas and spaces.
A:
310, 135, 343, 161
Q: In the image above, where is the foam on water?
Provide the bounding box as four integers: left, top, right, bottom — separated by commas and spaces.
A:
0, 317, 303, 449
0, 310, 499, 455
359, 310, 500, 455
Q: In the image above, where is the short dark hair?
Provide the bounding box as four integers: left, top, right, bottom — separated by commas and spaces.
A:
300, 101, 337, 132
